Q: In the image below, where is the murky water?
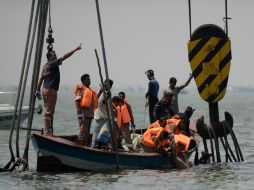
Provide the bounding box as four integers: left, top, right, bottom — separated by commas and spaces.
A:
0, 89, 253, 190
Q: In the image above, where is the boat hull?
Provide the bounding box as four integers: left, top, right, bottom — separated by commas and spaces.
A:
31, 133, 195, 172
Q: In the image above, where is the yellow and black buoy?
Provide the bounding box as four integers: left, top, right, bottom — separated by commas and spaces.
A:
187, 0, 243, 163
188, 24, 231, 103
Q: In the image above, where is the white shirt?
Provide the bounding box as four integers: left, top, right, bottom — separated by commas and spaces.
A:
94, 95, 108, 120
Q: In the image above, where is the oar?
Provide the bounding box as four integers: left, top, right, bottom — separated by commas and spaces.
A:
21, 127, 43, 134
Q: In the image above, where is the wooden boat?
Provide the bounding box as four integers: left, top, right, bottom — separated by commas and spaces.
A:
31, 132, 198, 172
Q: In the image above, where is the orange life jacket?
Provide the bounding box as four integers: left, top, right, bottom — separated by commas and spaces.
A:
147, 120, 162, 130
174, 134, 191, 152
115, 103, 131, 128
73, 84, 98, 109
142, 127, 169, 148
120, 103, 131, 124
166, 118, 181, 134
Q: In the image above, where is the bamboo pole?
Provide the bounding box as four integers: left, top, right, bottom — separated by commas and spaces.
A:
95, 0, 119, 169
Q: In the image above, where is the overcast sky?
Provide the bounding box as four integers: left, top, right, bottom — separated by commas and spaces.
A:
0, 0, 253, 91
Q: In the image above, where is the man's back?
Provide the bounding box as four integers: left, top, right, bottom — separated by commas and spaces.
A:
163, 87, 180, 114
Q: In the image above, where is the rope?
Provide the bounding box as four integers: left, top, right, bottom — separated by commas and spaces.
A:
16, 0, 40, 159
188, 0, 192, 39
5, 0, 36, 169
22, 0, 49, 170
48, 0, 51, 28
21, 0, 42, 167
224, 0, 228, 36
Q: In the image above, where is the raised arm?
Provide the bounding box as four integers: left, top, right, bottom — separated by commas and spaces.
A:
61, 43, 82, 61
178, 73, 193, 91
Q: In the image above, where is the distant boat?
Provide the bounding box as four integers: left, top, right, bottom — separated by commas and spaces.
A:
179, 89, 188, 94
30, 131, 198, 172
0, 92, 42, 129
232, 86, 254, 93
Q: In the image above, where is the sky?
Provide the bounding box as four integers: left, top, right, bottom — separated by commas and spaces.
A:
0, 0, 253, 91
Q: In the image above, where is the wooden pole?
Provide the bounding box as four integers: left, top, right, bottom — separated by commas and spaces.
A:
94, 49, 118, 153
95, 0, 119, 169
225, 0, 228, 36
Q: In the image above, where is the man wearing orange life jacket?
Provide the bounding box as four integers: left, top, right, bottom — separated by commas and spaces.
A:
165, 108, 196, 165
142, 117, 195, 169
166, 106, 195, 137
118, 92, 136, 130
111, 94, 133, 150
141, 118, 171, 154
74, 74, 98, 145
146, 117, 193, 153
147, 119, 162, 130
145, 115, 192, 150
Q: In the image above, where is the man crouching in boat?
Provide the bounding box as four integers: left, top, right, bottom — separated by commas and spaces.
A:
139, 117, 194, 169
74, 74, 98, 146
141, 118, 171, 154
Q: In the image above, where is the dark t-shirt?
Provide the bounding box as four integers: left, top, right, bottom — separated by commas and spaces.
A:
148, 79, 159, 98
153, 100, 174, 121
42, 58, 63, 91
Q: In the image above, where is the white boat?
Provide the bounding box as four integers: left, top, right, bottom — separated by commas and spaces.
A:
0, 92, 42, 129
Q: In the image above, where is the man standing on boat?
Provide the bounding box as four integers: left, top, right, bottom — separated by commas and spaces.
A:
36, 44, 82, 135
91, 79, 114, 148
118, 91, 136, 130
145, 69, 159, 124
115, 92, 136, 150
74, 74, 98, 145
163, 74, 193, 114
